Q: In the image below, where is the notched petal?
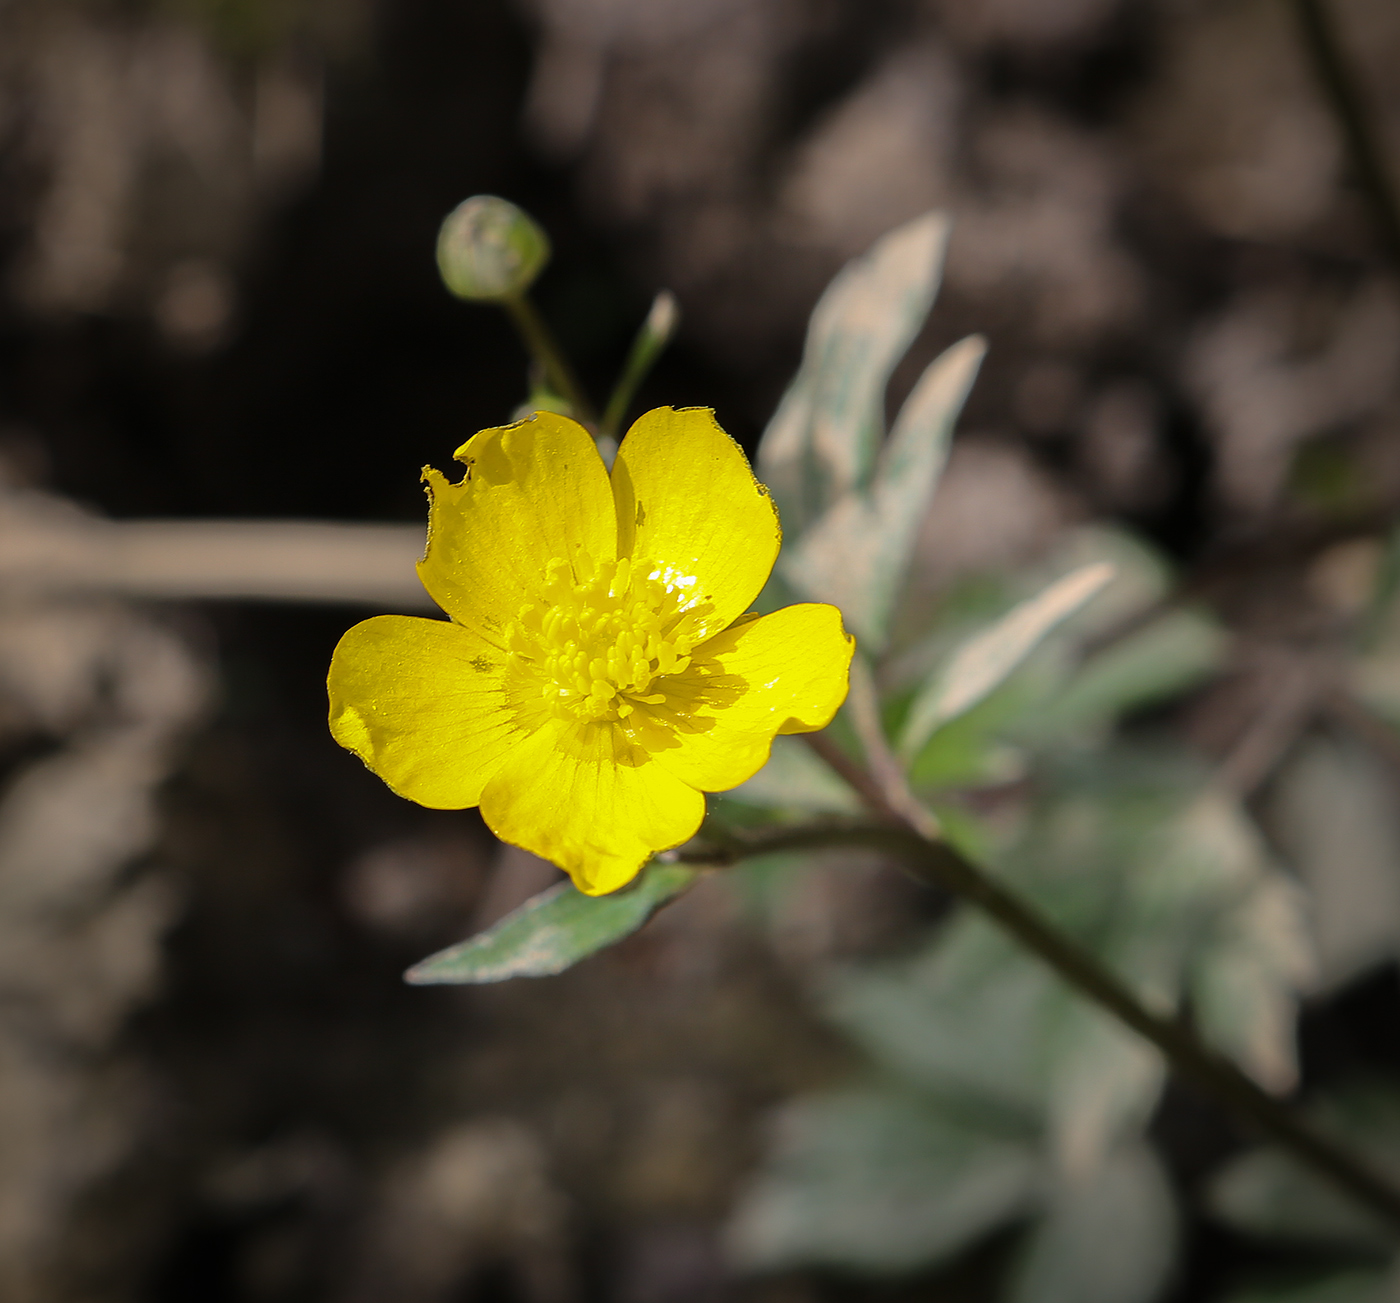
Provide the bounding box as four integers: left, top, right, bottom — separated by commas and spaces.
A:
416, 411, 617, 640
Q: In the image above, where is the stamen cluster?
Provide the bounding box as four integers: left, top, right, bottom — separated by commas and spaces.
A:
507, 555, 705, 723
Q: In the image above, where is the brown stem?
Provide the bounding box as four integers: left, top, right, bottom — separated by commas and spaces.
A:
801, 731, 903, 821
678, 818, 1400, 1232
845, 658, 942, 838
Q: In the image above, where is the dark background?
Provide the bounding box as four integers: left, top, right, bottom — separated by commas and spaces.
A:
1, 0, 1399, 1299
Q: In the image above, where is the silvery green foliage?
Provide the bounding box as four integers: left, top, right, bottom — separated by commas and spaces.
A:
755, 212, 985, 651
1210, 1086, 1400, 1303
1269, 733, 1400, 992
1252, 542, 1400, 995
1007, 1141, 1177, 1303
727, 1087, 1040, 1275
729, 513, 1314, 1299
779, 335, 985, 650
405, 861, 698, 983
729, 752, 1313, 1296
758, 213, 951, 539
898, 561, 1115, 761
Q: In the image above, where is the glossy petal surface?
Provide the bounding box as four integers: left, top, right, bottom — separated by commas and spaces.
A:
418, 411, 616, 644
331, 409, 855, 896
649, 603, 855, 792
328, 614, 522, 808
479, 718, 706, 894
612, 406, 781, 639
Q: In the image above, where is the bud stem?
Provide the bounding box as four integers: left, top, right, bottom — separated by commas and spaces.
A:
501, 294, 597, 431
601, 290, 680, 441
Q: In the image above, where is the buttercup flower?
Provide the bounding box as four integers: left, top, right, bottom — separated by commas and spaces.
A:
328, 407, 854, 895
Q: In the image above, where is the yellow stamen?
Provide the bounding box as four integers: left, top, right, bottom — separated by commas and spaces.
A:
507, 554, 711, 724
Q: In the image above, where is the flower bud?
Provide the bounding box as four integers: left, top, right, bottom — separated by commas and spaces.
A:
436, 196, 550, 301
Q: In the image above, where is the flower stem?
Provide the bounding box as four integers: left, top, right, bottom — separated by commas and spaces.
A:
600, 291, 680, 442
1290, 0, 1400, 268
681, 813, 1400, 1234
501, 293, 598, 430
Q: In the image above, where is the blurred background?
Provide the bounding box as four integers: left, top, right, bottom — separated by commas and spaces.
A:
1, 0, 1400, 1300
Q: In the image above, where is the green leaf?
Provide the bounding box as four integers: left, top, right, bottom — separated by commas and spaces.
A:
909, 696, 1029, 791
1044, 998, 1165, 1173
1268, 735, 1400, 990
1191, 873, 1313, 1092
404, 861, 700, 984
782, 335, 986, 650
726, 734, 863, 814
898, 561, 1115, 760
1017, 610, 1227, 745
1008, 1141, 1177, 1303
725, 1086, 1039, 1275
1220, 1269, 1393, 1303
1210, 1085, 1400, 1252
823, 912, 1053, 1123
825, 915, 1164, 1172
1213, 1150, 1395, 1254
828, 753, 1307, 1169
757, 212, 951, 538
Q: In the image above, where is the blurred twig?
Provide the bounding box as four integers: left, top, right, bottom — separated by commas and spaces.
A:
1217, 653, 1323, 796
683, 812, 1400, 1234
0, 495, 433, 608
1289, 0, 1400, 268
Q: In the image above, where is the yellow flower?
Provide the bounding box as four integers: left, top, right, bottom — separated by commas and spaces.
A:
327, 407, 854, 895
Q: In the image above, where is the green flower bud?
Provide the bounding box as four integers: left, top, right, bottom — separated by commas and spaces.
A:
436, 196, 550, 301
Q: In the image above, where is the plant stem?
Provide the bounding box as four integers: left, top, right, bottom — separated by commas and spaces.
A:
601, 290, 679, 441
677, 817, 1400, 1232
845, 656, 942, 838
1289, 0, 1400, 268
501, 294, 598, 430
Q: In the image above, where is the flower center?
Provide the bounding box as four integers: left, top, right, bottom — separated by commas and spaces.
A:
507, 555, 708, 724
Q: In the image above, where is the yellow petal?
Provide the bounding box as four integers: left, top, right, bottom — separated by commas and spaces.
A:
649, 603, 854, 792
328, 614, 525, 808
479, 717, 706, 894
612, 407, 780, 639
418, 411, 616, 644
